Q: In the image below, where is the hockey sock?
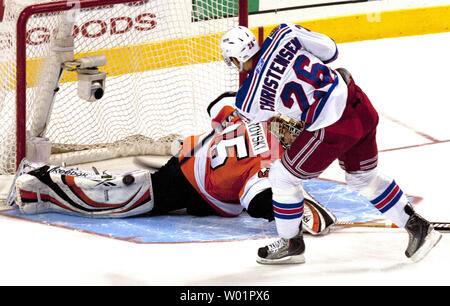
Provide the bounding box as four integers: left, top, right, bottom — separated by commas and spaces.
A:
367, 179, 409, 227
346, 169, 409, 228
272, 186, 304, 238
269, 160, 304, 238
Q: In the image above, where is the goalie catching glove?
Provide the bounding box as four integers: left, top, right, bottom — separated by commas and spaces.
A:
9, 160, 154, 218
302, 189, 336, 235
268, 114, 304, 149
247, 186, 336, 235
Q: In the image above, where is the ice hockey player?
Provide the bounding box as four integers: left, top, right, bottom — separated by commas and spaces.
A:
220, 24, 441, 263
7, 92, 336, 236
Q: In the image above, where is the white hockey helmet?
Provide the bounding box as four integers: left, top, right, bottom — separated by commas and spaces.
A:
220, 26, 260, 72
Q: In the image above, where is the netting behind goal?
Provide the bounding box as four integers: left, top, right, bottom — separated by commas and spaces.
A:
0, 0, 246, 174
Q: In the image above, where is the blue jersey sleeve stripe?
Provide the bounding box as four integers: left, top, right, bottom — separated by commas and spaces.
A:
237, 28, 286, 111
242, 27, 291, 112
242, 28, 293, 113
235, 73, 254, 109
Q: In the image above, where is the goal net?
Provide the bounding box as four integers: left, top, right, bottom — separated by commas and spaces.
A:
0, 0, 245, 177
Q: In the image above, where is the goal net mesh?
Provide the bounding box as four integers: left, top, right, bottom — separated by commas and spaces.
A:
0, 0, 241, 174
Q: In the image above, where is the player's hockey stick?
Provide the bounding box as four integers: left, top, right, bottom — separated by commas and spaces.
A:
334, 221, 450, 231
131, 160, 450, 233
334, 221, 398, 228
133, 157, 450, 232
430, 222, 450, 231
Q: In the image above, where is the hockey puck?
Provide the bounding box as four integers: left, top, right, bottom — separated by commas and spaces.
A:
122, 174, 135, 185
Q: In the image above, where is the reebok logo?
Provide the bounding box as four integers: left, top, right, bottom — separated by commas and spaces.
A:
255, 58, 264, 74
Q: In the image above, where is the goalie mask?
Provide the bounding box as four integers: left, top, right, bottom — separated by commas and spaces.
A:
220, 26, 260, 72
268, 114, 305, 149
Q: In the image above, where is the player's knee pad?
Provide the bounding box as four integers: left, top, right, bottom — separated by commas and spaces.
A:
345, 168, 390, 199
269, 159, 304, 199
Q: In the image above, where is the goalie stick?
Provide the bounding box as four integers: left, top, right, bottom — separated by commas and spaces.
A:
132, 110, 237, 169
133, 92, 240, 168
133, 157, 166, 170
132, 128, 221, 168
178, 92, 239, 166
178, 127, 217, 166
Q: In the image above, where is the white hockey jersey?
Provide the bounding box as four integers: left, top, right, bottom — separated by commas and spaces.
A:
235, 23, 348, 131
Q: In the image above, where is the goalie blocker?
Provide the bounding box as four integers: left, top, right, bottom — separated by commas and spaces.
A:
10, 158, 335, 235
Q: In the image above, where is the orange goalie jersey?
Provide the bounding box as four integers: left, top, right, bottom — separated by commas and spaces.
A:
179, 103, 284, 217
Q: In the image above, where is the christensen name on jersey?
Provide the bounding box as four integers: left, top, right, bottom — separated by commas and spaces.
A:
257, 36, 302, 112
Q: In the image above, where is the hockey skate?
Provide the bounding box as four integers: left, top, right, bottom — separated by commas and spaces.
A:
404, 204, 442, 262
256, 230, 305, 264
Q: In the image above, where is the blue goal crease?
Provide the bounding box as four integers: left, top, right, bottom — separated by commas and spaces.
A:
1, 179, 411, 243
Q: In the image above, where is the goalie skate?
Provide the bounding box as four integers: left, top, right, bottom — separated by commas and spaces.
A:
6, 158, 38, 207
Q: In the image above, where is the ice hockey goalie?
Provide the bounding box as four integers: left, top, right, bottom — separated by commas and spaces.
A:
7, 91, 336, 235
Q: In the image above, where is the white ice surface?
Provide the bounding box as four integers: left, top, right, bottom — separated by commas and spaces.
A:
0, 32, 449, 286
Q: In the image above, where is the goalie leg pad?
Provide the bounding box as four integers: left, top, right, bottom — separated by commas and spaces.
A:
15, 165, 154, 218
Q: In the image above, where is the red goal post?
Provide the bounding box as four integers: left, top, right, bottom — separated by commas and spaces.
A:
0, 0, 248, 176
